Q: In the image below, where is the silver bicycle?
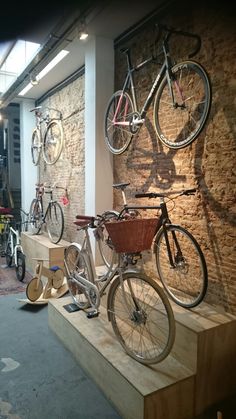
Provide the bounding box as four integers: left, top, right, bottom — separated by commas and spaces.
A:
64, 213, 175, 365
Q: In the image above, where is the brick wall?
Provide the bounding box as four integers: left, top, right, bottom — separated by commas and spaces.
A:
113, 2, 236, 313
38, 74, 85, 243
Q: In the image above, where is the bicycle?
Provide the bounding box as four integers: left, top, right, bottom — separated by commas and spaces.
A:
99, 183, 208, 308
26, 258, 67, 302
0, 208, 29, 281
104, 23, 211, 154
64, 212, 176, 365
30, 106, 64, 165
29, 183, 66, 244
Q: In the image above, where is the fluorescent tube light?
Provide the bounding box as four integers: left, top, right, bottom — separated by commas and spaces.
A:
18, 49, 69, 96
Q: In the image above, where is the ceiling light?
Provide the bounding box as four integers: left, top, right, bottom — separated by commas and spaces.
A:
18, 49, 69, 96
79, 32, 88, 40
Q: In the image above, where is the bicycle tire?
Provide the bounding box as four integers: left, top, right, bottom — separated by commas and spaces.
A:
29, 198, 43, 234
154, 60, 211, 149
42, 120, 63, 165
64, 243, 94, 310
46, 202, 64, 244
97, 211, 119, 268
26, 277, 43, 302
104, 90, 134, 155
5, 242, 12, 267
154, 225, 208, 308
108, 272, 175, 365
16, 251, 25, 282
31, 128, 41, 165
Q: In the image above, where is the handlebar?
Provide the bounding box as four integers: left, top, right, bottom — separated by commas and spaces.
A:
135, 188, 197, 199
155, 23, 201, 58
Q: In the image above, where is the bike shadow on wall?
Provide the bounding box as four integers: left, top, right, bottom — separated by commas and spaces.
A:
113, 116, 186, 194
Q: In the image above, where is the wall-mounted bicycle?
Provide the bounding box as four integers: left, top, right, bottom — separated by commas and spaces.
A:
30, 106, 64, 165
104, 24, 211, 154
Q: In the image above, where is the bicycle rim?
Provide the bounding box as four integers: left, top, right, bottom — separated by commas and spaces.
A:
104, 90, 134, 154
31, 129, 41, 165
42, 120, 63, 164
64, 244, 93, 309
29, 199, 43, 233
154, 61, 211, 149
155, 225, 208, 308
46, 202, 64, 244
108, 272, 175, 365
26, 277, 43, 302
16, 251, 25, 282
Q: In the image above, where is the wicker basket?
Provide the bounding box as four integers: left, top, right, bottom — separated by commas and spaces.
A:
105, 218, 158, 253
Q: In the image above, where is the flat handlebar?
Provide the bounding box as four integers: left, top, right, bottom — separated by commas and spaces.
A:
135, 189, 197, 199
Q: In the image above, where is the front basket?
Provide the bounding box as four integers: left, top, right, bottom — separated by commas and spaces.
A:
105, 218, 158, 253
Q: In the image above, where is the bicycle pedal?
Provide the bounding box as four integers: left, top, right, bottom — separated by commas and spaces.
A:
87, 310, 99, 319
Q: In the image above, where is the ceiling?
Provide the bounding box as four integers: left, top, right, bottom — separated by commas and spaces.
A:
0, 0, 169, 107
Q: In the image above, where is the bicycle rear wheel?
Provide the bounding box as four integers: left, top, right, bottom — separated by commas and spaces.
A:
154, 60, 211, 149
5, 242, 12, 266
155, 225, 208, 308
97, 211, 119, 268
42, 120, 63, 165
104, 90, 134, 155
64, 244, 93, 310
46, 202, 64, 244
31, 128, 41, 165
108, 272, 175, 365
29, 198, 43, 233
16, 251, 25, 282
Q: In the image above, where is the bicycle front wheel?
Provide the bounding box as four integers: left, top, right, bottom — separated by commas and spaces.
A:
46, 202, 64, 244
64, 244, 93, 310
31, 128, 41, 165
155, 225, 208, 308
108, 272, 175, 365
104, 90, 134, 155
26, 277, 43, 302
154, 61, 211, 149
42, 120, 63, 165
29, 198, 43, 233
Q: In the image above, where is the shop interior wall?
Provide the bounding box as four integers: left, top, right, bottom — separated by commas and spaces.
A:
113, 1, 236, 314
38, 74, 85, 243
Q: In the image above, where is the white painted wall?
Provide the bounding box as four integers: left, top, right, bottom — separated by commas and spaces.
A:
20, 100, 38, 214
85, 36, 114, 261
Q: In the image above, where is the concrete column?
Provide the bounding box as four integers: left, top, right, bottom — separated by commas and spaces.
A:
20, 99, 38, 215
84, 36, 114, 261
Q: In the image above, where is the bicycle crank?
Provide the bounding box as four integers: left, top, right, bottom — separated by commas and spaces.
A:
74, 271, 100, 310
129, 112, 144, 134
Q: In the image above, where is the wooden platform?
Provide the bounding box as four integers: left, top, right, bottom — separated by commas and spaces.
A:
48, 295, 236, 419
21, 231, 70, 275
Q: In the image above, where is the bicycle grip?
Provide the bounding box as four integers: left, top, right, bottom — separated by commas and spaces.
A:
182, 188, 197, 196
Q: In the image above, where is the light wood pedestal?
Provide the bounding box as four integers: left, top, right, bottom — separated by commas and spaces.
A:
48, 295, 236, 419
21, 231, 70, 275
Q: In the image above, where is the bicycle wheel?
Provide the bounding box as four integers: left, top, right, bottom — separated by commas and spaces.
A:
31, 128, 41, 165
108, 272, 175, 365
29, 198, 43, 233
42, 120, 63, 165
46, 202, 64, 244
26, 277, 43, 302
64, 244, 93, 310
16, 251, 25, 282
154, 60, 211, 149
154, 225, 208, 308
104, 90, 134, 155
5, 242, 12, 266
97, 211, 119, 268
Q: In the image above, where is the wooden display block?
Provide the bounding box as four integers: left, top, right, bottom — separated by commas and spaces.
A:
48, 295, 236, 419
21, 231, 70, 276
